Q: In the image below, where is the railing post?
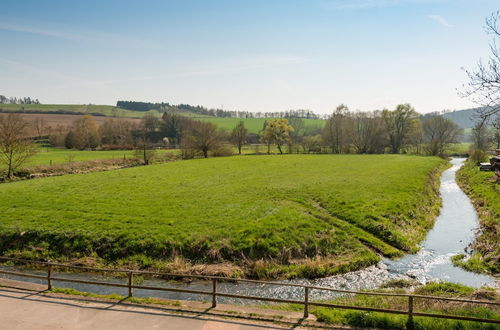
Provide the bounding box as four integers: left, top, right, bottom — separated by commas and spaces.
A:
212, 278, 217, 308
47, 264, 52, 290
304, 286, 309, 318
407, 295, 414, 329
127, 272, 133, 297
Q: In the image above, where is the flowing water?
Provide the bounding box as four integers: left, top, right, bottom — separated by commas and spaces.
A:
1, 158, 497, 303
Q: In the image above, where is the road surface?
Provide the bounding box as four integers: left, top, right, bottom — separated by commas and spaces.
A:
0, 286, 289, 330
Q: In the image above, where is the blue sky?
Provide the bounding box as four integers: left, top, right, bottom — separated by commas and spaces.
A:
0, 0, 498, 114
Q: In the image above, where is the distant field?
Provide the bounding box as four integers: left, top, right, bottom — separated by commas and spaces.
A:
0, 154, 445, 278
195, 117, 325, 134
0, 104, 325, 133
0, 113, 141, 135
0, 103, 160, 118
23, 148, 176, 167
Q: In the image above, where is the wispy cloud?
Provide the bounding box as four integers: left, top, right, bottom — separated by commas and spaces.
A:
0, 23, 84, 40
428, 15, 453, 28
0, 22, 160, 48
175, 55, 312, 78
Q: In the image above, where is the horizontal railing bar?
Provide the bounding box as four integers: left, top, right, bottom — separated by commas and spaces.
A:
50, 277, 130, 288
0, 269, 47, 280
411, 294, 500, 305
214, 292, 304, 305
412, 312, 500, 324
1, 256, 499, 308
132, 284, 212, 296
309, 301, 408, 315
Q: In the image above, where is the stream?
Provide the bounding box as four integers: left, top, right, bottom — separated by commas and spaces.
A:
1, 158, 497, 304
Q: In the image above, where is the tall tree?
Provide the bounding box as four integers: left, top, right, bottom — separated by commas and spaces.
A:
230, 121, 248, 154
382, 104, 418, 154
471, 121, 491, 151
350, 111, 385, 154
422, 115, 462, 155
322, 104, 350, 154
160, 112, 193, 147
0, 114, 37, 179
69, 115, 101, 149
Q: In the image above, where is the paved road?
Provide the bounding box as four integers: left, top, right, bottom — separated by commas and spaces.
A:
0, 287, 287, 330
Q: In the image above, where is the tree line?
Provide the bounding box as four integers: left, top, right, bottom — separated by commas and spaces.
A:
3, 103, 500, 179
0, 95, 40, 105
116, 100, 321, 119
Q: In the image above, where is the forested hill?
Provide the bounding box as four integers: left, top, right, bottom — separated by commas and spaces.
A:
441, 108, 480, 128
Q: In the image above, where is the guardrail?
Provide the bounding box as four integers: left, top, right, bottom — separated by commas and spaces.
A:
0, 256, 498, 326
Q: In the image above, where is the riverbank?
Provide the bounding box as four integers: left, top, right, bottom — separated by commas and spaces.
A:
455, 159, 499, 275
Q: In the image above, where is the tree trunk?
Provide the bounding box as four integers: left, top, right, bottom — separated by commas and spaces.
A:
277, 144, 283, 154
238, 144, 241, 154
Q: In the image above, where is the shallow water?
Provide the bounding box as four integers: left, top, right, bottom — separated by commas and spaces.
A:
1, 158, 496, 303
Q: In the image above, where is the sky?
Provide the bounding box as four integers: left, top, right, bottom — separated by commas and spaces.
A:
0, 0, 498, 115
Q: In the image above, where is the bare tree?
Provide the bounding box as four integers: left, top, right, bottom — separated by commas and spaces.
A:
0, 114, 37, 178
350, 111, 386, 154
182, 121, 224, 158
471, 121, 491, 151
322, 104, 350, 153
230, 121, 248, 154
286, 117, 305, 153
462, 11, 500, 121
382, 104, 418, 154
492, 116, 500, 149
32, 117, 47, 139
422, 115, 462, 155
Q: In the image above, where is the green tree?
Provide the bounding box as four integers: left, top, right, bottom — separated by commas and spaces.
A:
259, 118, 294, 154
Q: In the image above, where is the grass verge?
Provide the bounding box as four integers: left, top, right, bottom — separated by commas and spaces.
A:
456, 158, 499, 275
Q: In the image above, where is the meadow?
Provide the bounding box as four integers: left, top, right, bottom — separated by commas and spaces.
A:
0, 154, 445, 278
24, 147, 175, 167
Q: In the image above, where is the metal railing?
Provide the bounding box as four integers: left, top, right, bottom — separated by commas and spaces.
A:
0, 256, 498, 326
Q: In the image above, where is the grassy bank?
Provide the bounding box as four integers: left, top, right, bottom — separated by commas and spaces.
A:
276, 282, 499, 329
0, 155, 446, 279
456, 159, 499, 275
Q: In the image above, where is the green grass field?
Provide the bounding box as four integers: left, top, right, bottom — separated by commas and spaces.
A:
0, 103, 162, 118
195, 117, 325, 134
456, 160, 499, 274
0, 154, 445, 278
23, 147, 175, 167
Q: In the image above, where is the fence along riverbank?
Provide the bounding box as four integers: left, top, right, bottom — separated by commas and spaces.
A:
0, 256, 498, 326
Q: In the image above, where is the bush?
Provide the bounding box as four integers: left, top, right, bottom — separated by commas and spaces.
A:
469, 149, 489, 164
211, 144, 234, 157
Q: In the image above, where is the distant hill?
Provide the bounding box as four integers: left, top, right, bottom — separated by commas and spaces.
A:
441, 108, 481, 129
